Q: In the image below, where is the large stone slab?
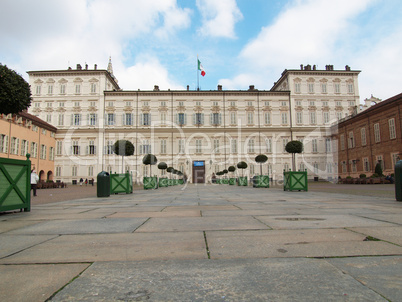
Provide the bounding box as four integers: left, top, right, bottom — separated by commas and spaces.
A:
206, 229, 402, 259
0, 263, 90, 302
7, 218, 148, 235
136, 216, 269, 232
0, 232, 207, 263
348, 226, 402, 246
50, 258, 387, 301
163, 205, 238, 212
329, 256, 402, 302
0, 234, 57, 258
107, 210, 201, 218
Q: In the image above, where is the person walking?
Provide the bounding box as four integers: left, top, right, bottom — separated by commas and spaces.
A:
80, 178, 83, 186
85, 178, 88, 186
31, 170, 39, 197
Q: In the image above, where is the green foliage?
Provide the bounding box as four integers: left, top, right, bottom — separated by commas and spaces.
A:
359, 174, 366, 178
216, 171, 224, 176
142, 154, 157, 165
223, 169, 228, 174
255, 154, 268, 163
285, 141, 303, 154
0, 64, 32, 114
237, 161, 248, 169
157, 162, 167, 170
166, 167, 174, 173
113, 140, 135, 157
374, 163, 383, 176
371, 173, 380, 178
228, 166, 236, 172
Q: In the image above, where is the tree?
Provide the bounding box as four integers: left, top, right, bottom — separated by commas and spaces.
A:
0, 64, 32, 114
142, 154, 158, 177
157, 162, 168, 177
255, 154, 268, 175
237, 161, 248, 176
374, 162, 383, 176
285, 141, 303, 171
113, 140, 135, 173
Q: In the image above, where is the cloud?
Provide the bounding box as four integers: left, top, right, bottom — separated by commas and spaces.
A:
196, 0, 243, 38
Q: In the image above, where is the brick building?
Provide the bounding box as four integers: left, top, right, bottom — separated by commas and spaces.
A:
332, 93, 402, 178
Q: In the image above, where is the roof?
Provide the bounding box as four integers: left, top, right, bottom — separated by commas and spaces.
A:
17, 111, 57, 132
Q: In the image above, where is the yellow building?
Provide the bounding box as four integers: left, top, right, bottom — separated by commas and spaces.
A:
0, 111, 57, 181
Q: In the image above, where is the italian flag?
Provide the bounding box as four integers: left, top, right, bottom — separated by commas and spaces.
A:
198, 59, 206, 77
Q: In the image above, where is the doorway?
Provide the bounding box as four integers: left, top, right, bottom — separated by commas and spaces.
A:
192, 161, 205, 184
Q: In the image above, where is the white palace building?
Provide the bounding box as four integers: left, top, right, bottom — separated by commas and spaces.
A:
27, 59, 360, 184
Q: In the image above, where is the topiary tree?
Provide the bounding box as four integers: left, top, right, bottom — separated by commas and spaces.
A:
142, 154, 158, 177
285, 141, 303, 171
113, 140, 135, 173
374, 162, 383, 176
237, 161, 248, 176
157, 162, 167, 177
228, 166, 236, 174
255, 154, 268, 176
0, 64, 32, 114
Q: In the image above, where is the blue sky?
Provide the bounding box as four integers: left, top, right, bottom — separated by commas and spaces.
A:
1, 0, 401, 101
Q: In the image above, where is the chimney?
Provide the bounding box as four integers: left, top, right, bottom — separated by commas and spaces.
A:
76, 64, 82, 70
300, 64, 304, 70
217, 85, 222, 91
249, 85, 255, 91
94, 64, 97, 70
187, 85, 189, 91
154, 85, 159, 91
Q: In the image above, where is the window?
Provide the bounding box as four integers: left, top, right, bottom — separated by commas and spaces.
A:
196, 139, 202, 153
211, 113, 221, 125
308, 83, 314, 93
389, 118, 396, 139
264, 101, 270, 106
89, 113, 97, 126
161, 101, 166, 107
374, 123, 380, 143
334, 83, 341, 94
72, 141, 80, 155
296, 100, 302, 106
59, 102, 64, 107
10, 137, 19, 155
49, 147, 54, 160
348, 131, 355, 148
247, 112, 254, 125
247, 101, 253, 107
125, 101, 132, 107
34, 102, 40, 108
142, 113, 151, 126
323, 112, 329, 124
392, 153, 399, 167
88, 140, 96, 155
281, 101, 287, 107
143, 101, 149, 107
72, 166, 77, 177
124, 113, 133, 126
60, 85, 65, 94
40, 144, 46, 159
314, 163, 319, 174
213, 139, 220, 153
248, 139, 255, 153
264, 112, 271, 124
231, 139, 237, 153
178, 139, 185, 154
265, 138, 272, 153
230, 112, 237, 125
46, 102, 53, 108
321, 83, 327, 93
20, 140, 29, 156
325, 138, 331, 153
178, 101, 184, 107
177, 113, 186, 125
281, 113, 288, 124
322, 101, 328, 107
58, 114, 64, 126
212, 101, 219, 106
337, 112, 343, 120
309, 101, 315, 106
361, 128, 366, 146
294, 82, 301, 93
91, 83, 96, 93
296, 112, 303, 124
160, 139, 167, 154
309, 112, 316, 124
108, 101, 114, 107
107, 113, 115, 126
348, 101, 355, 107
327, 163, 333, 174
284, 163, 289, 172
48, 85, 53, 94
312, 139, 318, 153
46, 114, 52, 123
282, 138, 289, 152
72, 114, 81, 126
230, 101, 236, 107
342, 161, 347, 173
348, 83, 354, 93
88, 166, 94, 177
36, 85, 41, 95
56, 141, 62, 155
106, 140, 114, 155
363, 158, 370, 172
56, 166, 61, 177
250, 164, 255, 175
299, 163, 305, 172
340, 134, 345, 151
75, 84, 81, 94
140, 140, 151, 155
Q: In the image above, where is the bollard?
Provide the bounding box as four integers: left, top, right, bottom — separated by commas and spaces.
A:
395, 160, 402, 201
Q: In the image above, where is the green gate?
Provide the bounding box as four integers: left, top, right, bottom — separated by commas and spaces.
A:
283, 171, 308, 192
110, 172, 133, 194
0, 155, 31, 212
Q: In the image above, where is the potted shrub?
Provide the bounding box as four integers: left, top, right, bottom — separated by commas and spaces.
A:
228, 166, 236, 185
113, 140, 135, 173
284, 141, 307, 191
167, 167, 174, 186
222, 169, 229, 184
143, 154, 158, 189
254, 154, 269, 188
158, 162, 168, 187
216, 171, 223, 184
237, 161, 248, 186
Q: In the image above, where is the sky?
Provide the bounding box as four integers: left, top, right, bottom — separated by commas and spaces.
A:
1, 0, 401, 102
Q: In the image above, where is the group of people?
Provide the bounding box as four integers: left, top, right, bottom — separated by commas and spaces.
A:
79, 178, 94, 186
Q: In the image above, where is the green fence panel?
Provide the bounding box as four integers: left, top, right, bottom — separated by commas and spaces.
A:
255, 175, 269, 188
144, 176, 158, 190
229, 178, 236, 185
238, 177, 248, 186
283, 171, 308, 192
0, 156, 31, 212
110, 172, 133, 194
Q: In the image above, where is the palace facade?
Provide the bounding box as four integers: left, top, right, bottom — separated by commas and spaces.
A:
27, 60, 360, 183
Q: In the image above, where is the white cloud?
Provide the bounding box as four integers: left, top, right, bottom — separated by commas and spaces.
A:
196, 0, 243, 38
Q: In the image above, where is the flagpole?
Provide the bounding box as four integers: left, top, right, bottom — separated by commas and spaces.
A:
197, 55, 199, 91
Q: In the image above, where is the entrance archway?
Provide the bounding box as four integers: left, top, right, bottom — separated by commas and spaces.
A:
47, 170, 53, 181
192, 161, 205, 184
